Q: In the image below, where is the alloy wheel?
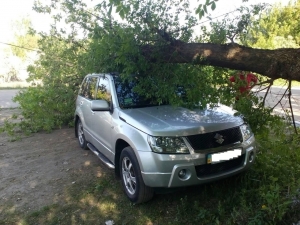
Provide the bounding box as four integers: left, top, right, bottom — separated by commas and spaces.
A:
78, 122, 84, 145
121, 156, 137, 195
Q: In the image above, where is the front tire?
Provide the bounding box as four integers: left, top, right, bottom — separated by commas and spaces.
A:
120, 147, 154, 203
76, 119, 88, 150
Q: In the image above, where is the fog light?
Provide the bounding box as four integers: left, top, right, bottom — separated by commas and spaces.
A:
177, 169, 191, 181
178, 169, 187, 179
249, 151, 254, 163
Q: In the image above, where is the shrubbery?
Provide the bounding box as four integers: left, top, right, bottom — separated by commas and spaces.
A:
0, 0, 299, 223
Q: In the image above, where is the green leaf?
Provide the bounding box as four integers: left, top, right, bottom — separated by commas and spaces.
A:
116, 5, 122, 13
108, 5, 112, 16
123, 5, 130, 15
199, 10, 205, 19
211, 2, 216, 10
195, 5, 202, 14
110, 0, 121, 5
119, 9, 125, 19
95, 3, 102, 10
203, 5, 207, 14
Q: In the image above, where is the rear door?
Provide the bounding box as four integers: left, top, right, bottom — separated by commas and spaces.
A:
77, 76, 98, 141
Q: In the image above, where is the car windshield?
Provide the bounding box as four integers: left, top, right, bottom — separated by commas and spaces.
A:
113, 76, 164, 109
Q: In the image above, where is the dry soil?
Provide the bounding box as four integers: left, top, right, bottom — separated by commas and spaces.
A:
0, 108, 110, 217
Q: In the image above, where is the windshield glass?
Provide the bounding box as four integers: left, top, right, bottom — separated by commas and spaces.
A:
113, 76, 163, 109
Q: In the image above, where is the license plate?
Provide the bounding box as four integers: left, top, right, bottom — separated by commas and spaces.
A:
207, 149, 242, 164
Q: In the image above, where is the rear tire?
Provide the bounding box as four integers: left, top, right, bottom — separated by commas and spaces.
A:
76, 119, 88, 150
120, 147, 154, 203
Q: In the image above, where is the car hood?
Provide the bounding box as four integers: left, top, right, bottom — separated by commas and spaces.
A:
118, 104, 243, 136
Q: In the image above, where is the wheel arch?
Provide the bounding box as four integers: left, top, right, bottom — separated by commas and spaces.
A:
75, 115, 80, 138
114, 139, 130, 178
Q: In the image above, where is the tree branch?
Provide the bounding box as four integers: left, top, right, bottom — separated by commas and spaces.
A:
258, 79, 274, 86
252, 79, 273, 94
252, 86, 269, 93
271, 87, 289, 111
262, 82, 272, 107
141, 42, 300, 82
288, 80, 298, 134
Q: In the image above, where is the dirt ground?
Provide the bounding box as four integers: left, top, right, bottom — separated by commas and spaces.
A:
0, 108, 110, 217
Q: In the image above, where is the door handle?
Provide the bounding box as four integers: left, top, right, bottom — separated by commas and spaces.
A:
80, 101, 83, 106
91, 111, 95, 115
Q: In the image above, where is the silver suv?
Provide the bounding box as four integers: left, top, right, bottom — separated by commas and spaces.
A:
74, 73, 257, 203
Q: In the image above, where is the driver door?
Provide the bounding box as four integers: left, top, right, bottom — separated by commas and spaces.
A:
89, 75, 114, 161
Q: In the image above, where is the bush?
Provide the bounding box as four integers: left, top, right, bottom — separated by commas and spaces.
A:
0, 84, 77, 136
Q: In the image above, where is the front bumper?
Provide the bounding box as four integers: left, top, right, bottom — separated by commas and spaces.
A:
139, 135, 257, 188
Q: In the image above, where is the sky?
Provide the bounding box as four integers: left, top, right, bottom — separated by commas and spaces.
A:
0, 0, 292, 44
0, 0, 46, 42
0, 0, 292, 81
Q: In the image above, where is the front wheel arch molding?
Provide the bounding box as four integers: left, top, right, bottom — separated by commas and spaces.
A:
113, 133, 148, 174
114, 139, 130, 178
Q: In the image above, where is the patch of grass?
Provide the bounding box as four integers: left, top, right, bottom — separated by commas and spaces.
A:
0, 87, 28, 90
272, 79, 300, 87
1, 124, 300, 225
0, 81, 31, 89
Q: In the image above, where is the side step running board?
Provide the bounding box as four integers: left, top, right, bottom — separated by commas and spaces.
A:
87, 143, 115, 169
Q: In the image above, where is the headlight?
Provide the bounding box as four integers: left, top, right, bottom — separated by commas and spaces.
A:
240, 124, 253, 141
147, 136, 190, 154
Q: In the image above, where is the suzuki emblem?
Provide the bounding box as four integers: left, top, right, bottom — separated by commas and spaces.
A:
214, 133, 224, 144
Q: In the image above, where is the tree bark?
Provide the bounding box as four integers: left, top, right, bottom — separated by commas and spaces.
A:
142, 42, 300, 82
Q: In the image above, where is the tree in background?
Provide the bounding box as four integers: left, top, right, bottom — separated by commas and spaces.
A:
240, 0, 300, 127
11, 17, 39, 60
0, 17, 39, 83
241, 0, 300, 49
6, 0, 300, 133
1, 1, 299, 223
197, 1, 300, 129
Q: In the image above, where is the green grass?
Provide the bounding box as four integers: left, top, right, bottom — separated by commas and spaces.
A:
0, 81, 32, 89
1, 125, 300, 225
0, 87, 27, 90
271, 79, 300, 87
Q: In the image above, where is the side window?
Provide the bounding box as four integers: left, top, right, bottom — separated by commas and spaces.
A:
87, 77, 98, 99
79, 76, 98, 100
96, 76, 111, 103
78, 77, 88, 97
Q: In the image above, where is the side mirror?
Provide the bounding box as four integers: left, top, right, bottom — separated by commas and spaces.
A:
90, 100, 110, 111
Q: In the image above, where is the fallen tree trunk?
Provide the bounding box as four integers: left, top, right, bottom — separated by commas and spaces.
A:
142, 42, 300, 82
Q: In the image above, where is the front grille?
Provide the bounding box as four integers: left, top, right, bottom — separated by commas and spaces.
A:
195, 154, 245, 178
186, 126, 243, 151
